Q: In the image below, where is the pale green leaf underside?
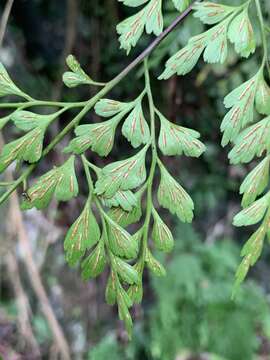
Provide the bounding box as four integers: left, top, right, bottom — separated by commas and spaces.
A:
193, 2, 236, 25
157, 112, 205, 157
95, 146, 148, 198
227, 9, 256, 58
117, 0, 163, 53
159, 17, 231, 80
228, 116, 270, 164
0, 127, 46, 172
21, 156, 79, 210
221, 72, 260, 146
64, 200, 101, 266
255, 75, 270, 115
157, 162, 194, 223
240, 157, 270, 207
152, 208, 174, 252
0, 62, 24, 98
106, 215, 139, 259
81, 240, 106, 280
65, 116, 121, 157
233, 192, 270, 227
122, 102, 150, 148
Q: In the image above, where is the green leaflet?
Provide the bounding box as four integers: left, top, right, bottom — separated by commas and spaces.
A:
117, 280, 133, 307
159, 18, 230, 79
145, 248, 166, 276
240, 157, 270, 208
106, 271, 118, 305
0, 62, 24, 98
118, 0, 149, 7
224, 72, 259, 108
221, 72, 260, 146
233, 192, 270, 227
157, 162, 194, 223
107, 276, 133, 337
66, 54, 86, 73
112, 256, 140, 284
95, 98, 133, 118
117, 284, 133, 338
133, 227, 144, 244
102, 190, 137, 212
0, 110, 59, 172
160, 6, 256, 80
117, 0, 163, 54
95, 145, 148, 198
157, 111, 205, 157
233, 256, 250, 297
106, 270, 134, 338
127, 260, 144, 303
233, 225, 266, 296
193, 2, 236, 25
54, 156, 79, 201
152, 208, 174, 252
63, 72, 91, 88
0, 127, 46, 172
228, 9, 255, 58
63, 55, 95, 88
228, 117, 270, 164
203, 17, 230, 64
106, 214, 139, 259
0, 115, 10, 130
107, 268, 135, 338
66, 98, 140, 156
172, 0, 190, 12
116, 8, 147, 54
21, 156, 78, 210
122, 101, 150, 148
64, 200, 101, 266
144, 0, 163, 36
64, 113, 123, 156
107, 189, 143, 227
81, 240, 106, 280
128, 281, 143, 304
10, 110, 56, 131
255, 74, 270, 115
158, 35, 206, 79
241, 226, 265, 266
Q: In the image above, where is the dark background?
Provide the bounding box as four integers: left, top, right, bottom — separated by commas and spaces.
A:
0, 0, 270, 359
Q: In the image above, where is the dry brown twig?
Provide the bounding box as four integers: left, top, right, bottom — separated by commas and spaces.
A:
0, 0, 14, 46
51, 0, 78, 102
5, 251, 41, 357
8, 193, 71, 360
0, 1, 71, 359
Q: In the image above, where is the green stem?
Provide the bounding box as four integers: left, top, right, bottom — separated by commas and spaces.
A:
82, 155, 95, 192
0, 100, 87, 109
82, 155, 107, 222
255, 0, 270, 75
85, 159, 101, 176
141, 59, 158, 259
0, 181, 14, 186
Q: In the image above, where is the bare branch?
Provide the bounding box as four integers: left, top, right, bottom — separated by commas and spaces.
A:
0, 0, 14, 47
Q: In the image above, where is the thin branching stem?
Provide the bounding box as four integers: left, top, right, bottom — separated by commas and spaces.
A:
255, 0, 270, 76
0, 100, 88, 109
141, 58, 158, 259
0, 5, 197, 205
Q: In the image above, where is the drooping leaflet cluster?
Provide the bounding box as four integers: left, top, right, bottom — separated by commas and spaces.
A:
0, 0, 269, 335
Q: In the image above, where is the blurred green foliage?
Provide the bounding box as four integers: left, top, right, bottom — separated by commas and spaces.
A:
89, 224, 270, 360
